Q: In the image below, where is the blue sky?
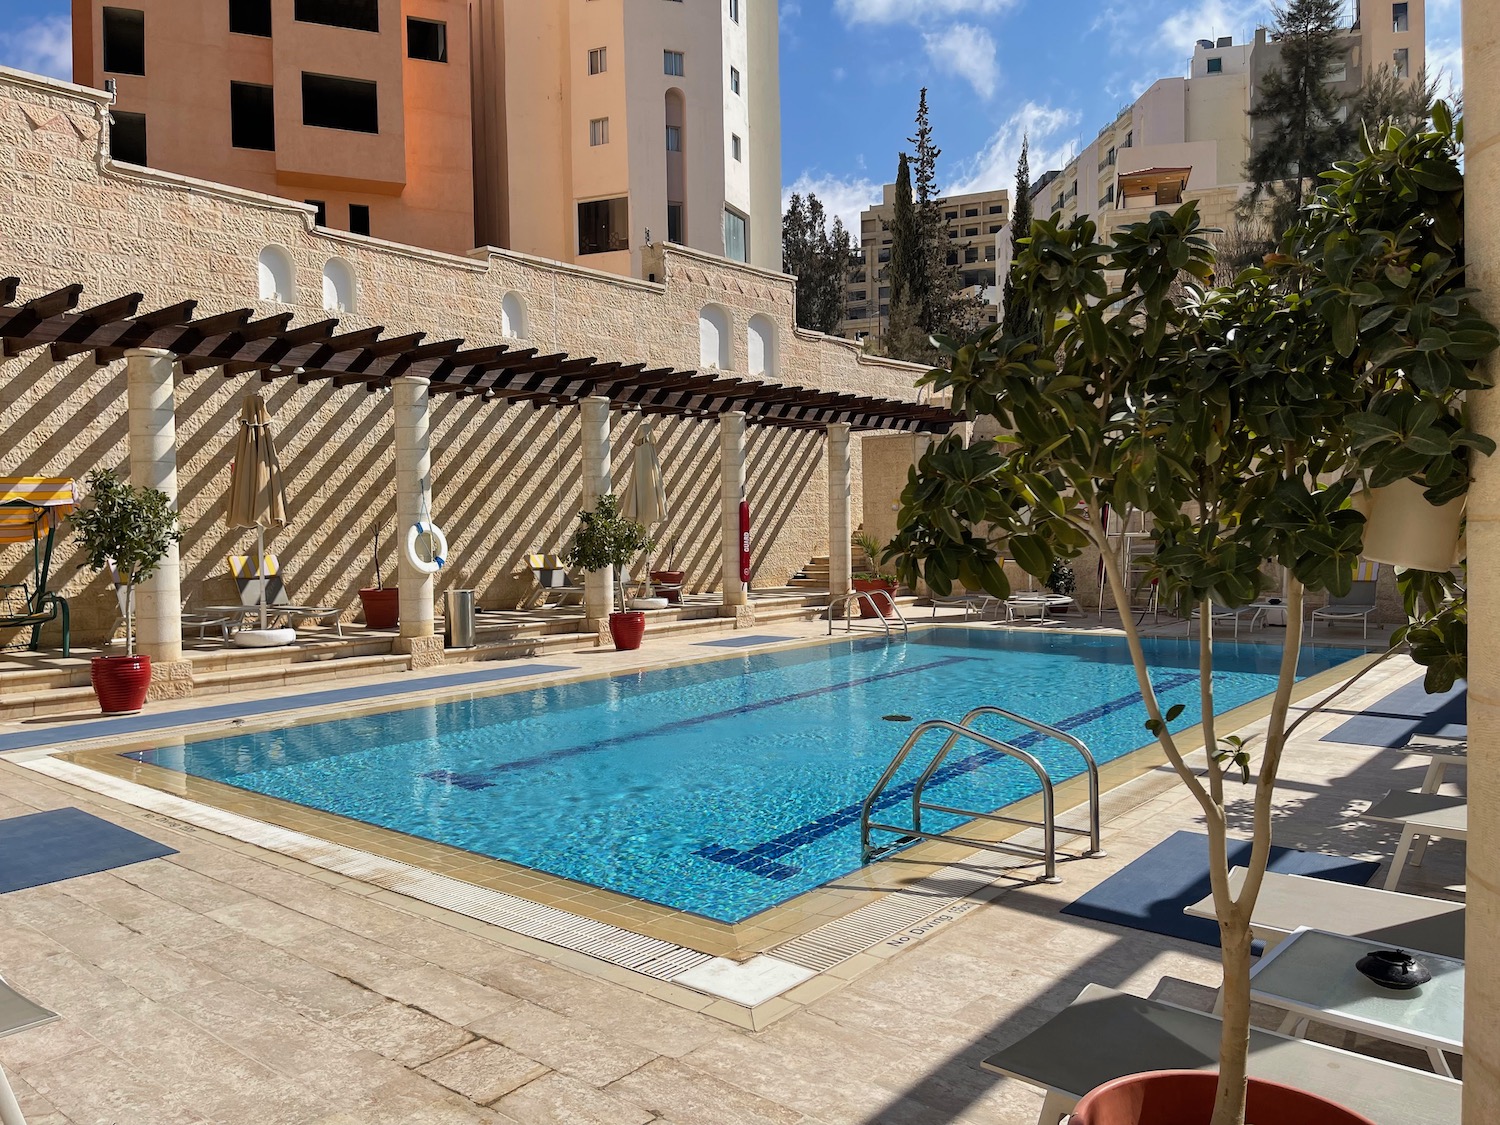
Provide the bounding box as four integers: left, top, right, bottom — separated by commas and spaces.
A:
0, 0, 1464, 233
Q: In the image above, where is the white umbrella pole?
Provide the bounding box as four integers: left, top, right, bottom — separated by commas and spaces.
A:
258, 525, 268, 630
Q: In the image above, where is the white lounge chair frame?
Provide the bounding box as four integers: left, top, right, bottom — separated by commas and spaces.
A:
1361, 789, 1468, 890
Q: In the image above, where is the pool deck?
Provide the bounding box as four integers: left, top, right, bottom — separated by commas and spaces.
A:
0, 612, 1454, 1125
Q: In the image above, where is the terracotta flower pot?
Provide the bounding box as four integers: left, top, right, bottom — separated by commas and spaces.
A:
852, 577, 897, 618
1070, 1070, 1377, 1125
609, 610, 647, 650
359, 586, 400, 629
1353, 479, 1466, 572
90, 654, 152, 715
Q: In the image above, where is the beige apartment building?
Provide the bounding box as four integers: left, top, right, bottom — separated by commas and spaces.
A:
844, 185, 1008, 345
72, 0, 781, 274
1032, 1, 1425, 239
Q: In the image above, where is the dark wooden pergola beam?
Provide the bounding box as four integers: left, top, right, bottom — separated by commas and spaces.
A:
178, 312, 295, 372
0, 284, 87, 354
70, 299, 200, 362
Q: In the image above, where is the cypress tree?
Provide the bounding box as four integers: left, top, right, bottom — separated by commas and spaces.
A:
1002, 134, 1035, 334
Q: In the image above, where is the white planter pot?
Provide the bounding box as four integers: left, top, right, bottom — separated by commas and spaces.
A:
1353, 479, 1466, 572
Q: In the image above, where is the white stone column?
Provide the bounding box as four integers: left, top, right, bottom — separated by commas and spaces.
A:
1463, 2, 1500, 1119
392, 375, 439, 663
720, 411, 748, 608
579, 397, 613, 622
828, 423, 852, 605
125, 348, 185, 674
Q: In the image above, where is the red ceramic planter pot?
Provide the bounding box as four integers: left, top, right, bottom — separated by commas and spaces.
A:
609, 611, 647, 650
851, 578, 897, 618
359, 587, 401, 629
1070, 1070, 1377, 1125
90, 654, 152, 715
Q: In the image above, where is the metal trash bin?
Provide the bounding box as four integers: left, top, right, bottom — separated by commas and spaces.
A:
444, 588, 476, 649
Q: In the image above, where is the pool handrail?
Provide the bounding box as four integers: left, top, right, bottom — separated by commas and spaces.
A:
826, 588, 909, 637
859, 708, 1106, 882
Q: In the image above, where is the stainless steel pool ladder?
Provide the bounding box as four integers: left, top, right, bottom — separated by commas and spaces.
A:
859, 706, 1107, 882
826, 589, 909, 637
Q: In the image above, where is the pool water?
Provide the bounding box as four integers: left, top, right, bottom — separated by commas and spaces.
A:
128, 629, 1354, 923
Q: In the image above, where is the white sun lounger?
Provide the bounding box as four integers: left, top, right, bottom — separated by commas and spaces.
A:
0, 975, 58, 1125
1183, 867, 1464, 958
1401, 735, 1467, 794
1361, 790, 1468, 891
980, 983, 1461, 1125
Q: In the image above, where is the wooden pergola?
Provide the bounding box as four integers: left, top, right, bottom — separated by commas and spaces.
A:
0, 277, 958, 433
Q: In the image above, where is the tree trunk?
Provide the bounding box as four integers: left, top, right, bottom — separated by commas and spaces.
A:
1211, 917, 1256, 1125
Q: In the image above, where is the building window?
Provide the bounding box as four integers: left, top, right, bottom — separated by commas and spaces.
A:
103, 8, 146, 75
1206, 57, 1223, 73
302, 73, 379, 133
729, 0, 740, 22
589, 117, 609, 146
664, 50, 684, 76
964, 207, 978, 217
306, 199, 327, 225
666, 124, 682, 151
944, 210, 958, 220
1327, 57, 1348, 82
988, 224, 1000, 233
964, 227, 978, 236
578, 197, 629, 255
723, 208, 747, 262
1393, 2, 1408, 32
947, 229, 957, 239
349, 204, 370, 236
588, 47, 606, 74
945, 250, 957, 266
985, 245, 996, 261
877, 248, 891, 262
230, 82, 275, 150
407, 18, 447, 62
1124, 130, 1133, 148
110, 110, 146, 164
731, 134, 742, 161
229, 0, 272, 37
667, 202, 684, 243
294, 0, 378, 32
730, 66, 740, 94
988, 204, 1003, 214
964, 247, 978, 263
878, 285, 891, 298
1394, 47, 1409, 78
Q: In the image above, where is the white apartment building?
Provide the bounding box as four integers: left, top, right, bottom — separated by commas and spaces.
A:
471, 0, 782, 278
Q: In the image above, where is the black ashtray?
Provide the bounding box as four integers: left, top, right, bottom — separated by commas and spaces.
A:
1356, 948, 1431, 990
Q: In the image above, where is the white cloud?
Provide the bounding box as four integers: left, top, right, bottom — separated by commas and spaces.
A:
923, 23, 998, 99
947, 101, 1082, 195
782, 172, 884, 236
1425, 0, 1462, 100
834, 0, 1016, 26
0, 17, 72, 82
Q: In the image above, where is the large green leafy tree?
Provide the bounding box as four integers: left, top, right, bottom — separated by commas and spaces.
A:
1001, 134, 1036, 335
890, 110, 1495, 1125
782, 192, 855, 334
1246, 0, 1354, 234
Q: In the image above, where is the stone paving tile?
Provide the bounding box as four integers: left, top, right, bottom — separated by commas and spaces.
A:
368, 963, 523, 1026
93, 937, 233, 1000
492, 1071, 656, 1125
605, 1056, 810, 1125
191, 930, 386, 1023
415, 1039, 550, 1104
467, 996, 661, 1087
114, 854, 263, 913
324, 996, 475, 1067
206, 897, 349, 949
281, 923, 429, 985
5, 1072, 70, 1125
19, 1042, 209, 1125
0, 921, 69, 968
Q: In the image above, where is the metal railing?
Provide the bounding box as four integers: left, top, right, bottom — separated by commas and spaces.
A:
826, 588, 909, 637
859, 706, 1106, 882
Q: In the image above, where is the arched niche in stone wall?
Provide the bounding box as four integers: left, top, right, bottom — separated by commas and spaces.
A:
501, 291, 528, 339
321, 257, 357, 314
699, 303, 731, 370
747, 313, 776, 377
257, 245, 296, 303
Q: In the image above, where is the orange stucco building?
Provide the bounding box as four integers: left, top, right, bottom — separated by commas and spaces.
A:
72, 0, 475, 254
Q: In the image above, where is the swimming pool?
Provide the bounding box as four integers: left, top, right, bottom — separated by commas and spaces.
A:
125, 629, 1354, 923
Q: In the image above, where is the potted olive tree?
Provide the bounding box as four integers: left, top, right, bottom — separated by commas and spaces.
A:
851, 531, 898, 618
358, 523, 400, 629
567, 494, 656, 650
71, 468, 183, 714
888, 111, 1495, 1125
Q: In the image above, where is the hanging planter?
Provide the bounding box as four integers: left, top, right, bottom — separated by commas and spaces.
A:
1353, 478, 1465, 572
1069, 1070, 1376, 1125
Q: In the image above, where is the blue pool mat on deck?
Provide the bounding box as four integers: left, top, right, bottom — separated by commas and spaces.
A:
0, 662, 576, 753
1060, 830, 1380, 950
693, 635, 797, 649
0, 807, 176, 893
1321, 679, 1466, 748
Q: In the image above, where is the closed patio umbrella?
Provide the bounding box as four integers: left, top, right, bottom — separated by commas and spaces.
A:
224, 394, 288, 632
621, 419, 668, 594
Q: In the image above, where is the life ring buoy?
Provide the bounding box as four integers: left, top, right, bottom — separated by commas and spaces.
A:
405, 522, 448, 574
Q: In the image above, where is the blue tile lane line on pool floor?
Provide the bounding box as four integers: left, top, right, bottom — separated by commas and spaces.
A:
1, 663, 578, 755
419, 655, 979, 792
692, 669, 1203, 882
692, 634, 798, 649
